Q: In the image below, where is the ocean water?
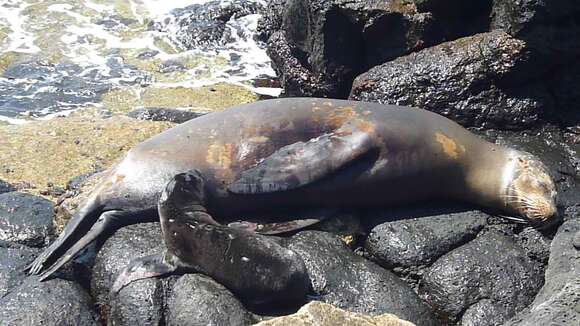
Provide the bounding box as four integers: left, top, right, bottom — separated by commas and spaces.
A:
0, 0, 278, 124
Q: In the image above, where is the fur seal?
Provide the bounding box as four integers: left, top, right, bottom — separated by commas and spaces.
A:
26, 98, 558, 286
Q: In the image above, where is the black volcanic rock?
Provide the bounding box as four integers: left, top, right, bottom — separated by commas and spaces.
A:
0, 246, 39, 297
261, 0, 440, 98
286, 231, 438, 326
365, 210, 487, 269
491, 0, 580, 62
0, 192, 54, 248
127, 107, 208, 123
91, 223, 164, 324
166, 274, 256, 326
0, 180, 15, 194
504, 219, 580, 326
420, 230, 544, 325
350, 31, 553, 129
0, 277, 98, 326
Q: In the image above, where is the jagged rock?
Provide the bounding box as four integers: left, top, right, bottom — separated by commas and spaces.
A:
0, 277, 98, 326
166, 274, 256, 326
503, 219, 580, 326
350, 31, 552, 129
126, 107, 208, 123
365, 210, 487, 269
0, 192, 54, 247
420, 230, 544, 325
0, 180, 14, 194
261, 0, 439, 97
286, 231, 438, 326
90, 223, 163, 324
0, 246, 39, 297
256, 301, 415, 326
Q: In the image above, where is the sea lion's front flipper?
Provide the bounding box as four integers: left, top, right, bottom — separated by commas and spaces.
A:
228, 126, 375, 194
227, 209, 339, 234
110, 253, 179, 296
228, 219, 321, 234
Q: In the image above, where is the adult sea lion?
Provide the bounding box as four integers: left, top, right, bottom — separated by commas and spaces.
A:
27, 98, 558, 291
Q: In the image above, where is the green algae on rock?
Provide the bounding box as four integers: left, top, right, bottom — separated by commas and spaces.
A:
0, 116, 174, 198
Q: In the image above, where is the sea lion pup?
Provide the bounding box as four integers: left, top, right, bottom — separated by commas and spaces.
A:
26, 98, 558, 285
112, 170, 310, 304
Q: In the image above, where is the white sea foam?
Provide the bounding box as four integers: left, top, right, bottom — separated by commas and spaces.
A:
0, 0, 280, 123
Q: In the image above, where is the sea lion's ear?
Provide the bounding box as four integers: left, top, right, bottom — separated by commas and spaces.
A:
228, 127, 375, 194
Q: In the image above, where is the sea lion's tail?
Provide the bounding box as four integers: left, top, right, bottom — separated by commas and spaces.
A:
25, 191, 105, 277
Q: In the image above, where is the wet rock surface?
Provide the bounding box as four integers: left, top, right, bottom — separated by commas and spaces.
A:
491, 0, 580, 62
91, 223, 163, 323
350, 31, 549, 129
126, 107, 208, 123
0, 276, 99, 326
0, 245, 38, 297
260, 0, 440, 98
153, 0, 263, 50
166, 274, 256, 326
365, 210, 487, 270
0, 192, 54, 247
286, 231, 438, 326
420, 230, 544, 325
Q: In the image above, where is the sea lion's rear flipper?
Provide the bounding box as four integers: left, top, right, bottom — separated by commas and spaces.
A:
37, 210, 125, 281
228, 126, 375, 194
25, 194, 104, 275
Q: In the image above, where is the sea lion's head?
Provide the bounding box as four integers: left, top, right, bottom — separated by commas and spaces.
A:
503, 151, 558, 227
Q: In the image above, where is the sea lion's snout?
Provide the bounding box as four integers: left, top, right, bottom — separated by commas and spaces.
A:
161, 170, 206, 207
505, 152, 559, 227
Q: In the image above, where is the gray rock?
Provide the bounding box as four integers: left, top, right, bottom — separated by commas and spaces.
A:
0, 192, 54, 247
263, 0, 438, 98
503, 219, 580, 326
513, 226, 552, 265
0, 180, 14, 194
166, 274, 256, 326
0, 246, 38, 298
90, 222, 164, 324
350, 31, 552, 129
420, 230, 544, 324
286, 231, 438, 326
0, 277, 98, 326
127, 107, 207, 123
365, 210, 487, 269
461, 299, 511, 326
531, 219, 580, 306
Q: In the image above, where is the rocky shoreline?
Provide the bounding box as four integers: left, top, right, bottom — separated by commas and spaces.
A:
0, 1, 579, 325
